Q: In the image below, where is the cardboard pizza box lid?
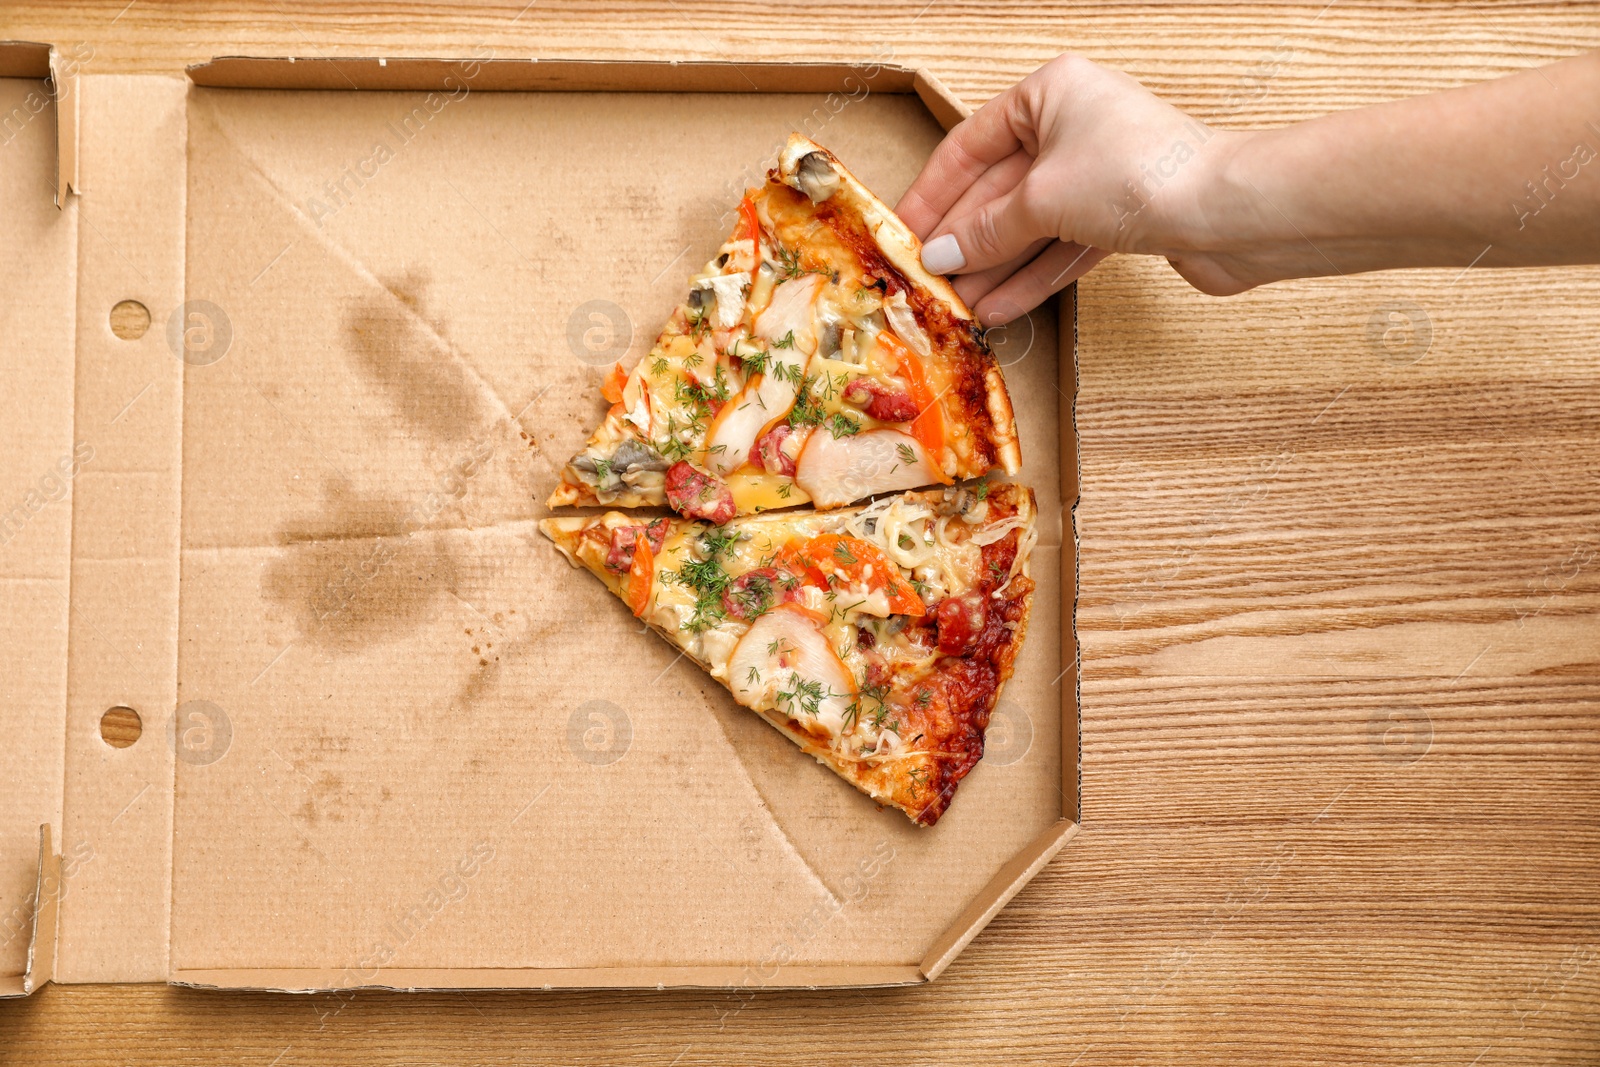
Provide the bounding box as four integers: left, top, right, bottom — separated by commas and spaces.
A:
0, 45, 1079, 995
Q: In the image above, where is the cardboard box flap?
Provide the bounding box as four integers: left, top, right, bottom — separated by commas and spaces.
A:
921, 819, 1079, 981
1062, 287, 1084, 826
170, 963, 927, 994
0, 827, 59, 999
0, 41, 79, 206
910, 67, 973, 129
55, 71, 188, 984
23, 826, 61, 995
0, 53, 77, 991
0, 40, 52, 78
1, 62, 187, 991
47, 44, 79, 205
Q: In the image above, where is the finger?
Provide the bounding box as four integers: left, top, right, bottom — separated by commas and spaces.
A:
920, 179, 1048, 276
938, 150, 1035, 299
895, 84, 1029, 238
973, 242, 1111, 325
940, 148, 1031, 231
952, 237, 1053, 307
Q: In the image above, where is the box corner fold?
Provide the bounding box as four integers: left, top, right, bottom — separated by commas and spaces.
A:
918, 819, 1081, 982
1, 825, 61, 999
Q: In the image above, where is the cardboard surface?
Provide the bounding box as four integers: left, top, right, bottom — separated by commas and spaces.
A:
56, 71, 187, 984
1, 55, 1077, 992
0, 58, 76, 987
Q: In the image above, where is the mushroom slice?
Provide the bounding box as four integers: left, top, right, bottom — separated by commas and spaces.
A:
795, 151, 841, 203
693, 272, 749, 330
781, 144, 843, 204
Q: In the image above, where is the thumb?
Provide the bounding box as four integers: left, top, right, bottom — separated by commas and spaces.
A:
919, 181, 1049, 276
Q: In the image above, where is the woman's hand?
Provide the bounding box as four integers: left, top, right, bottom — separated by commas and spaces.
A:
896, 54, 1247, 324
896, 51, 1600, 323
898, 50, 1600, 323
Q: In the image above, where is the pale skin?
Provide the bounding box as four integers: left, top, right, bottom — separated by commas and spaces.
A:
896, 51, 1600, 324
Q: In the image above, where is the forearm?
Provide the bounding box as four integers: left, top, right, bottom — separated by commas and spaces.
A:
1185, 51, 1600, 286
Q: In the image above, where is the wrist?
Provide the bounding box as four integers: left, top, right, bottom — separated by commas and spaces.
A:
1132, 126, 1280, 266
1164, 126, 1325, 292
1181, 128, 1261, 255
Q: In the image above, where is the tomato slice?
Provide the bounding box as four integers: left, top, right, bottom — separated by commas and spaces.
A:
626, 531, 654, 618
773, 533, 925, 617
875, 331, 951, 483
738, 195, 762, 285
601, 361, 629, 404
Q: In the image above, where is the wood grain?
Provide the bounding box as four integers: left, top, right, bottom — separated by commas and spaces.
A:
2, 2, 1597, 1064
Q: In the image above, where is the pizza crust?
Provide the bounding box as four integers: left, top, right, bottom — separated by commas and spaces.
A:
545, 482, 591, 509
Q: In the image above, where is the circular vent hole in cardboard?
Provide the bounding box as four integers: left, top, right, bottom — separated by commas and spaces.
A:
110, 299, 151, 340
100, 705, 143, 748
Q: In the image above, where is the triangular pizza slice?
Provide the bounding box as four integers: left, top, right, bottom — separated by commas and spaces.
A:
547, 134, 1021, 520
541, 482, 1037, 825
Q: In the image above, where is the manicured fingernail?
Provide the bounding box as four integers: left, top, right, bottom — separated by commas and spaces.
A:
922, 233, 966, 274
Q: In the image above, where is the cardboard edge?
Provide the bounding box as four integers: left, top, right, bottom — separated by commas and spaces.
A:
24, 824, 60, 994
1062, 284, 1082, 825
46, 44, 79, 206
184, 55, 923, 95
918, 819, 1080, 982
0, 43, 68, 993
912, 67, 974, 130
0, 825, 60, 999
168, 964, 927, 993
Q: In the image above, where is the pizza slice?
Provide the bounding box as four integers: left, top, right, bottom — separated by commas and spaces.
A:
540, 482, 1037, 825
546, 134, 1022, 520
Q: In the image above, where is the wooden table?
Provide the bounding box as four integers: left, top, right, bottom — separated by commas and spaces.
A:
3, 2, 1597, 1063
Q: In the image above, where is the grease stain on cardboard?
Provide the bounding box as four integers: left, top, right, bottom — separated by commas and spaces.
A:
347, 272, 486, 445
261, 479, 459, 653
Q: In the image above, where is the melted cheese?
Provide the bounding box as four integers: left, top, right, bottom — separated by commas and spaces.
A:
603, 200, 960, 513
632, 495, 1027, 759
726, 470, 809, 513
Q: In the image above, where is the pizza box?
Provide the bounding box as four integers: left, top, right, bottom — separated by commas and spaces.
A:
0, 41, 1080, 995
